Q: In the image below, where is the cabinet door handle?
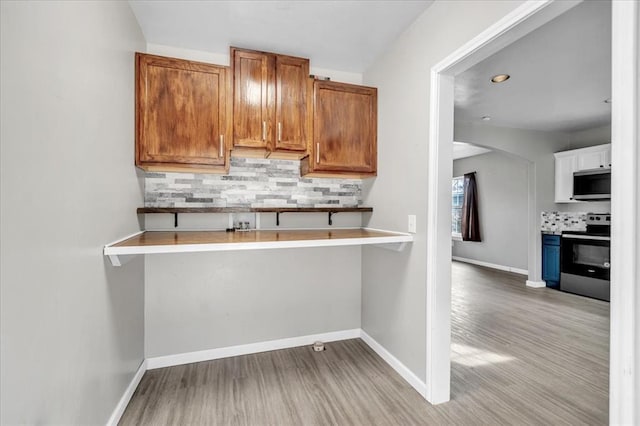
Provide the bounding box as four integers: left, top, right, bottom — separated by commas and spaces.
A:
219, 135, 224, 157
316, 143, 320, 164
278, 122, 282, 142
262, 121, 266, 141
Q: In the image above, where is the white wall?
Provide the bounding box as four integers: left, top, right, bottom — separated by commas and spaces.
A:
452, 151, 529, 271
567, 124, 611, 150
0, 2, 145, 424
146, 248, 361, 357
455, 123, 567, 208
361, 0, 525, 382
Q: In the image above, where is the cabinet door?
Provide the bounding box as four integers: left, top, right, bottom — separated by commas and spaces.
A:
578, 150, 606, 170
232, 49, 274, 149
542, 243, 560, 286
602, 147, 612, 169
313, 81, 377, 173
554, 154, 578, 202
275, 55, 310, 151
136, 53, 229, 168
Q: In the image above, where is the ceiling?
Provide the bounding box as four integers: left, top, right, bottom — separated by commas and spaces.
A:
454, 1, 612, 133
128, 1, 433, 73
453, 142, 491, 160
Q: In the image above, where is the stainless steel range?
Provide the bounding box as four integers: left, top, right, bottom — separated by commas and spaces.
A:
560, 213, 610, 301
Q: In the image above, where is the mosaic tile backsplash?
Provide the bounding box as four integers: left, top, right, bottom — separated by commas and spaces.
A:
145, 157, 362, 208
541, 211, 587, 232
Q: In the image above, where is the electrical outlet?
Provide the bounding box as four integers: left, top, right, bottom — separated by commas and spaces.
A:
408, 215, 417, 233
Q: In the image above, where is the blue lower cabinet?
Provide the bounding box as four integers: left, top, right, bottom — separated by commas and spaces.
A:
542, 234, 561, 288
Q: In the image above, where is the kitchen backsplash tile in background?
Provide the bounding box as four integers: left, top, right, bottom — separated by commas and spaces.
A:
541, 211, 587, 232
144, 157, 363, 208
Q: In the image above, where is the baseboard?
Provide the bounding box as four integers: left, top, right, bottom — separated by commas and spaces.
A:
359, 330, 428, 400
146, 328, 361, 370
106, 359, 147, 426
452, 256, 528, 276
526, 280, 546, 288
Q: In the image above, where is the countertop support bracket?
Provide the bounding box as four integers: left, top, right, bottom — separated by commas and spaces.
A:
372, 242, 408, 252
107, 254, 137, 267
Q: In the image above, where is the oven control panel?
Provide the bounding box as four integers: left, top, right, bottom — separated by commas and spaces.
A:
586, 213, 611, 226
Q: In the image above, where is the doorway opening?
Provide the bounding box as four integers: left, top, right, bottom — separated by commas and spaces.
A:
425, 1, 638, 423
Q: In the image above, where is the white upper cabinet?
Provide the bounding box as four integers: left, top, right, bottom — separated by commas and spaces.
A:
554, 143, 611, 203
602, 148, 612, 169
555, 153, 579, 203
577, 146, 611, 170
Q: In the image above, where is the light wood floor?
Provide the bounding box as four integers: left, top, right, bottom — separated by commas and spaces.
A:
120, 261, 609, 425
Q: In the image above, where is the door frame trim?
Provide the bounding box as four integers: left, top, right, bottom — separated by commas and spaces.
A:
426, 2, 639, 423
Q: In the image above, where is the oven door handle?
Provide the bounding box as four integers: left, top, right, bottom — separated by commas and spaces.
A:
562, 234, 611, 241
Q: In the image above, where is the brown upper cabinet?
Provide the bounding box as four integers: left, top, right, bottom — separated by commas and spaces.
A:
135, 53, 232, 173
231, 48, 311, 155
303, 80, 377, 177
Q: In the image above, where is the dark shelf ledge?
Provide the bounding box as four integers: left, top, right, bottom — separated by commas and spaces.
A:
137, 207, 373, 214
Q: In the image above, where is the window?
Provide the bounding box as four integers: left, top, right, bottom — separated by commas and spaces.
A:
452, 176, 464, 238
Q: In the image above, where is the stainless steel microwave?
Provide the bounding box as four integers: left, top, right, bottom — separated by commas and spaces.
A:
573, 168, 611, 201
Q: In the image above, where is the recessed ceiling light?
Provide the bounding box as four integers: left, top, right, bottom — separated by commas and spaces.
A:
491, 74, 510, 83
481, 116, 491, 121
604, 98, 612, 103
